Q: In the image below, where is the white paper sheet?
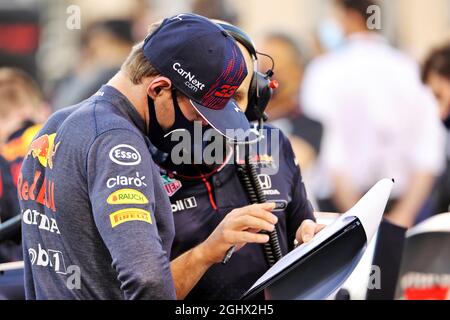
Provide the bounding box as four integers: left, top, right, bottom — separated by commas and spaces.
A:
245, 178, 394, 295
247, 213, 357, 292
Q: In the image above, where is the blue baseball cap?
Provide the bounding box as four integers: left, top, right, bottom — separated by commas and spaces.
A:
142, 13, 250, 141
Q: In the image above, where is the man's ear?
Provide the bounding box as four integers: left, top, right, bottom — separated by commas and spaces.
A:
146, 76, 172, 99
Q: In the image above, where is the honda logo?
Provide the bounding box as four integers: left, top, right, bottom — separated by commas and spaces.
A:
258, 174, 272, 190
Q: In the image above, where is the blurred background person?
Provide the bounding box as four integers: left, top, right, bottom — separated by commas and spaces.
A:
301, 0, 446, 228
422, 43, 450, 214
51, 19, 135, 110
0, 152, 19, 263
0, 67, 49, 187
0, 67, 49, 262
192, 0, 239, 25
422, 44, 450, 129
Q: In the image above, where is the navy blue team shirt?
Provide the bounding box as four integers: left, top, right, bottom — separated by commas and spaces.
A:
157, 124, 315, 300
19, 85, 176, 299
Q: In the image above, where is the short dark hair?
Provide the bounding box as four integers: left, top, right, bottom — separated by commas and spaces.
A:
422, 43, 450, 83
335, 0, 378, 21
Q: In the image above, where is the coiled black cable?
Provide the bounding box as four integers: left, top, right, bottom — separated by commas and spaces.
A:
236, 155, 283, 267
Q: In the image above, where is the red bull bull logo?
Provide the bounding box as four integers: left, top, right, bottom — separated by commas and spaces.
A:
26, 133, 60, 169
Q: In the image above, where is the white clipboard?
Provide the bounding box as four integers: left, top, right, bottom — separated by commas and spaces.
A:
242, 178, 394, 300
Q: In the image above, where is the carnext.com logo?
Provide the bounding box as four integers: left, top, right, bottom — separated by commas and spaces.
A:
173, 62, 205, 92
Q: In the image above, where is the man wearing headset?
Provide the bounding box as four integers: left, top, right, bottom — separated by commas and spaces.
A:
151, 22, 325, 300
19, 14, 275, 300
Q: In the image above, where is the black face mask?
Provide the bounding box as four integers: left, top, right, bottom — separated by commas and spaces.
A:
147, 89, 197, 155
148, 89, 230, 178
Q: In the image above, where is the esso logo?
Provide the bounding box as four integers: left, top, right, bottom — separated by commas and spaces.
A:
109, 144, 142, 166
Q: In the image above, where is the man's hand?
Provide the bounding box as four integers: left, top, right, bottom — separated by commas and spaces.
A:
198, 203, 277, 265
171, 203, 276, 299
295, 219, 326, 245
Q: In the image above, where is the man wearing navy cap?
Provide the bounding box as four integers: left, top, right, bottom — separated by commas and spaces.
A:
19, 14, 278, 299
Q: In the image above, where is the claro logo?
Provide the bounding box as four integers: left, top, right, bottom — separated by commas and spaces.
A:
173, 62, 205, 92
109, 144, 141, 166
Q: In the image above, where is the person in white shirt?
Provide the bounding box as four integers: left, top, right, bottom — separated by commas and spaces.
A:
422, 43, 450, 214
301, 0, 446, 228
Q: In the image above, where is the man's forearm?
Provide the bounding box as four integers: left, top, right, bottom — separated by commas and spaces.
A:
331, 173, 361, 212
170, 243, 214, 299
386, 172, 436, 227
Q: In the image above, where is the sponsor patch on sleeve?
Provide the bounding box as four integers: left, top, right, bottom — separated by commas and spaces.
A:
109, 144, 141, 166
26, 132, 60, 169
109, 208, 152, 228
107, 189, 148, 205
160, 175, 182, 197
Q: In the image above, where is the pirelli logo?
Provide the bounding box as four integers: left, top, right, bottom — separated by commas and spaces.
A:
109, 208, 152, 228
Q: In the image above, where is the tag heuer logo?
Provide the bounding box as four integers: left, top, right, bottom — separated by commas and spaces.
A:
161, 175, 182, 197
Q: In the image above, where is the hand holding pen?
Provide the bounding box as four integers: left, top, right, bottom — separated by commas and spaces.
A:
194, 203, 277, 265
219, 203, 277, 264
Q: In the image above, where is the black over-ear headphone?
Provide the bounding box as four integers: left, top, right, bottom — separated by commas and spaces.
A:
216, 23, 278, 122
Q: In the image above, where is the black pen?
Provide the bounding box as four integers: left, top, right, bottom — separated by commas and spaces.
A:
222, 245, 235, 264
